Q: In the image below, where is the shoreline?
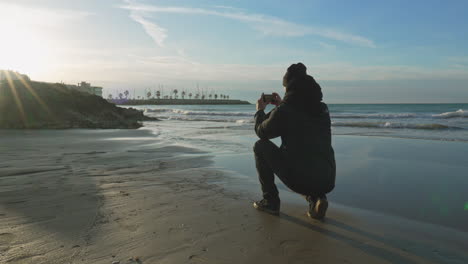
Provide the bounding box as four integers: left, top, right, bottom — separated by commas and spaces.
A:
1, 129, 468, 263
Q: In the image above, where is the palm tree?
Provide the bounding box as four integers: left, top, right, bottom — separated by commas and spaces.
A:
173, 89, 178, 99
118, 93, 123, 99
182, 91, 186, 99
189, 93, 192, 99
214, 94, 218, 100
195, 93, 199, 99
156, 91, 161, 99
201, 94, 205, 100
147, 91, 152, 99
124, 90, 129, 99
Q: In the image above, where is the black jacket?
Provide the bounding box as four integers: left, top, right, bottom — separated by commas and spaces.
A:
255, 102, 336, 192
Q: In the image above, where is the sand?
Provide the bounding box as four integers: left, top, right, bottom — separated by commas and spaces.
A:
1, 129, 467, 264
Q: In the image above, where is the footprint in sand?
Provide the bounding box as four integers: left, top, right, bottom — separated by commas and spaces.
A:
279, 240, 301, 256
0, 233, 15, 251
279, 239, 318, 259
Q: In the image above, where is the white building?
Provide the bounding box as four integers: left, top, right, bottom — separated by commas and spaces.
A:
66, 81, 103, 97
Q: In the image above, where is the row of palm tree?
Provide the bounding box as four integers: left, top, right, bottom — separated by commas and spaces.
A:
108, 89, 231, 100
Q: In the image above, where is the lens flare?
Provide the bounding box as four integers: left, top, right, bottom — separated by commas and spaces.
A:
13, 72, 52, 116
4, 71, 26, 125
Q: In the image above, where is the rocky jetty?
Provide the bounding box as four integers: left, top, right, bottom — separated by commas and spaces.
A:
0, 80, 157, 129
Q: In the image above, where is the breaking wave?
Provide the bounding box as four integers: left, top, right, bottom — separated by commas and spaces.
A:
331, 113, 418, 119
157, 116, 254, 124
145, 108, 468, 120
432, 109, 468, 118
331, 121, 462, 130
145, 108, 253, 117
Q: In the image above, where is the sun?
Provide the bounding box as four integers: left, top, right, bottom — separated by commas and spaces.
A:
0, 19, 55, 78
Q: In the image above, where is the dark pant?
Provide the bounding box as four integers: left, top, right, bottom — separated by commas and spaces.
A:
253, 139, 326, 202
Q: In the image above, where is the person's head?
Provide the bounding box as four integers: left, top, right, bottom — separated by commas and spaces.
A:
283, 62, 307, 89
281, 62, 323, 108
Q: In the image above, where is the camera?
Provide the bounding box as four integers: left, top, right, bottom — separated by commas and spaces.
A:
262, 94, 275, 103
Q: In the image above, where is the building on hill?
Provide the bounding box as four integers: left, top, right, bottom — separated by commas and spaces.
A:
0, 70, 30, 82
66, 81, 103, 97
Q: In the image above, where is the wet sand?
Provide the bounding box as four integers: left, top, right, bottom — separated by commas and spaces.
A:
213, 135, 468, 233
1, 129, 467, 264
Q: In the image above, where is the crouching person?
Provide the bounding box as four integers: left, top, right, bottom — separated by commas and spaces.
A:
253, 62, 336, 220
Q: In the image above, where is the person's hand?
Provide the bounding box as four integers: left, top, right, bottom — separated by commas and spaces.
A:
256, 94, 267, 111
272, 92, 282, 106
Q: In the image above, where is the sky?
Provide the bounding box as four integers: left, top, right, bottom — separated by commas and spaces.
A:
0, 0, 468, 103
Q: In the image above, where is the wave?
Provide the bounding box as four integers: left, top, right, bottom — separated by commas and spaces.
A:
144, 109, 173, 113
155, 115, 461, 131
158, 116, 255, 123
145, 108, 253, 117
432, 109, 468, 118
146, 109, 467, 120
331, 121, 463, 130
332, 110, 467, 119
331, 113, 418, 119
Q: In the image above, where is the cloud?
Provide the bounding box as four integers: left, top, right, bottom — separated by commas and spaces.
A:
55, 48, 468, 85
306, 63, 468, 81
129, 11, 167, 47
211, 5, 246, 12
119, 1, 376, 48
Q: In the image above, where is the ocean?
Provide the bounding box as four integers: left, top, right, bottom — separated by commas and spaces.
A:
138, 103, 468, 143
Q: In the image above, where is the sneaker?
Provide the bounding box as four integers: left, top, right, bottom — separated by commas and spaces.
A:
307, 197, 328, 220
253, 199, 280, 215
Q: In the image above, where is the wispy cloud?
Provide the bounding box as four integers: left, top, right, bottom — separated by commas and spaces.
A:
129, 11, 167, 47
119, 1, 376, 48
56, 48, 468, 84
318, 41, 337, 50
211, 5, 246, 12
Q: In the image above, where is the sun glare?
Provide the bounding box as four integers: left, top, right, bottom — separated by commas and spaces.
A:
0, 19, 55, 78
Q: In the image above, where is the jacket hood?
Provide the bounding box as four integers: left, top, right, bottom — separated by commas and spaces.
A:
282, 75, 324, 116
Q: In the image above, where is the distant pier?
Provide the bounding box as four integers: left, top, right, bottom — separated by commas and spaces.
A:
110, 98, 251, 105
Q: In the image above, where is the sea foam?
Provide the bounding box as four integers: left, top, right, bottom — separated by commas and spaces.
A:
331, 121, 462, 130
432, 109, 468, 118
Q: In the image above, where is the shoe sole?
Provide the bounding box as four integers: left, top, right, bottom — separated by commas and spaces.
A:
253, 202, 280, 216
307, 199, 328, 220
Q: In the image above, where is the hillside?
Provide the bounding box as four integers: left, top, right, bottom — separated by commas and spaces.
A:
0, 80, 157, 129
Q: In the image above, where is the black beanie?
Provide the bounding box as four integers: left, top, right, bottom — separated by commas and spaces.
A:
282, 62, 324, 114
285, 62, 307, 83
